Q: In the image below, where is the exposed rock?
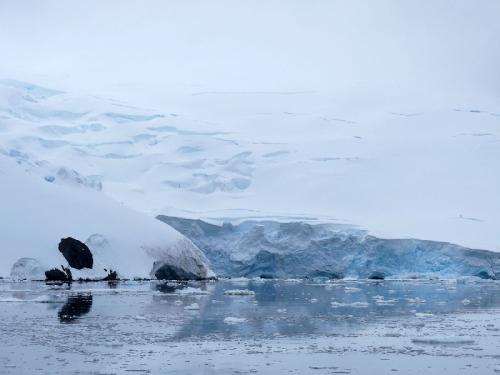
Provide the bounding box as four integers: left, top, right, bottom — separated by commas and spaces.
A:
259, 273, 274, 279
58, 237, 93, 269
368, 271, 385, 280
102, 269, 118, 281
45, 266, 72, 281
152, 262, 202, 280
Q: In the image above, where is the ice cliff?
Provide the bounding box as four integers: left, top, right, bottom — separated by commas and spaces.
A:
158, 216, 500, 279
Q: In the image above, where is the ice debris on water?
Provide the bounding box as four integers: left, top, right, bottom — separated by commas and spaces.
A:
184, 302, 200, 310
372, 295, 397, 306
406, 297, 426, 304
331, 301, 369, 308
223, 317, 247, 324
224, 289, 255, 296
176, 287, 208, 295
411, 336, 475, 345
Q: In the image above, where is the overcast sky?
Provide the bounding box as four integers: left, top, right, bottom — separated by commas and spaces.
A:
1, 0, 499, 95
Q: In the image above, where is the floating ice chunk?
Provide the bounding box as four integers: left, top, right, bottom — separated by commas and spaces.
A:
462, 298, 471, 305
277, 308, 287, 313
224, 289, 255, 296
415, 313, 434, 318
224, 317, 247, 324
177, 287, 208, 295
0, 295, 62, 303
376, 300, 397, 306
372, 295, 397, 305
331, 301, 369, 308
406, 297, 426, 304
344, 287, 361, 293
184, 303, 200, 310
310, 298, 318, 303
411, 336, 475, 345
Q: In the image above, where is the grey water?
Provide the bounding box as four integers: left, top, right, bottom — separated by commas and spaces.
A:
1, 278, 500, 374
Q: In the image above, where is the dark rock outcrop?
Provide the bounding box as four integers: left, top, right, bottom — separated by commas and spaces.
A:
45, 265, 72, 281
368, 271, 385, 280
102, 269, 118, 281
58, 237, 93, 270
153, 262, 201, 281
259, 273, 275, 279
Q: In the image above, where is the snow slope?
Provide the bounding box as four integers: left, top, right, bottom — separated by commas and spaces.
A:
158, 216, 500, 279
0, 154, 214, 280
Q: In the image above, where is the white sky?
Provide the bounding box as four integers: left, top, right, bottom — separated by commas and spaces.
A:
1, 0, 499, 95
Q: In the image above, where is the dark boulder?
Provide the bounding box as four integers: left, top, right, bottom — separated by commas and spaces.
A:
368, 271, 385, 280
153, 263, 200, 280
45, 266, 72, 281
102, 269, 118, 281
58, 237, 93, 270
259, 273, 275, 279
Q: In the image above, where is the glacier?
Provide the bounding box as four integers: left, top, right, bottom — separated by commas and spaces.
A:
0, 79, 499, 253
158, 216, 500, 279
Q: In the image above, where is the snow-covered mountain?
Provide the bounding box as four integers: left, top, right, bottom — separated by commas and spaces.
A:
0, 151, 214, 280
0, 78, 498, 253
1, 1, 499, 267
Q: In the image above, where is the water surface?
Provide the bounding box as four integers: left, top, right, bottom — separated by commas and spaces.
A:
1, 278, 500, 374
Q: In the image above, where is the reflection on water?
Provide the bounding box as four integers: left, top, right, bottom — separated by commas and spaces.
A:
58, 293, 93, 323
2, 278, 500, 337
144, 278, 500, 340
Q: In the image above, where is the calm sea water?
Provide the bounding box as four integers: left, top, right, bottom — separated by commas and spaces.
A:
1, 278, 500, 374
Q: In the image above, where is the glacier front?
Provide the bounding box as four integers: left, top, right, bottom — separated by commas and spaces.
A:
158, 216, 500, 280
